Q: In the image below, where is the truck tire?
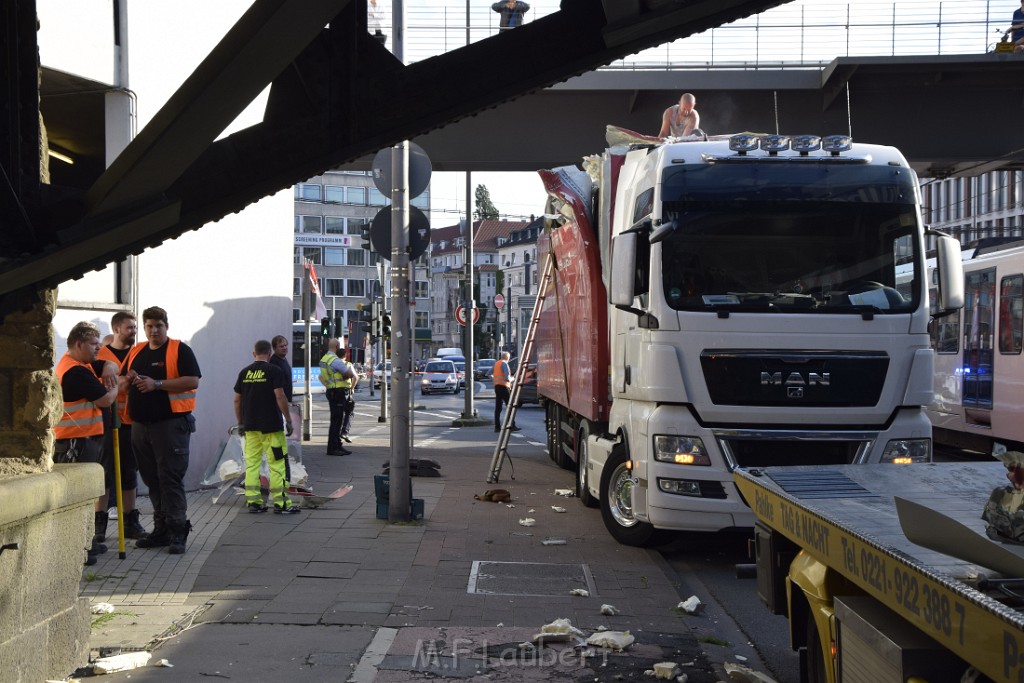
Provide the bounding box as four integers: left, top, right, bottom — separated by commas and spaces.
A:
576, 422, 597, 508
548, 403, 573, 470
600, 446, 662, 546
804, 617, 828, 683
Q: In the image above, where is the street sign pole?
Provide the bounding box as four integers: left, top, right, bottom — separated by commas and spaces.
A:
463, 171, 475, 419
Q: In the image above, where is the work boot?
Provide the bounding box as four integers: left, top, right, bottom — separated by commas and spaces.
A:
93, 510, 109, 544
136, 522, 169, 549
122, 509, 149, 539
167, 521, 192, 555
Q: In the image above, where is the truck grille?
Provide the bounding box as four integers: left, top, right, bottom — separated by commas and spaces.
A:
700, 350, 888, 407
720, 437, 868, 468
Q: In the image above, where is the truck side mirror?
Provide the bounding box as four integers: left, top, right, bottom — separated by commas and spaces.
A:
934, 234, 964, 311
610, 233, 637, 306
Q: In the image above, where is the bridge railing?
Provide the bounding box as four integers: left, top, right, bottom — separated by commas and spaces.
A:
382, 1, 1012, 68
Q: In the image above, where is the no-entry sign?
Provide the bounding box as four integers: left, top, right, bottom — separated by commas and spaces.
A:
494, 294, 505, 310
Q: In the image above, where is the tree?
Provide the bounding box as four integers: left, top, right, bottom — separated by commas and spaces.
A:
475, 184, 499, 220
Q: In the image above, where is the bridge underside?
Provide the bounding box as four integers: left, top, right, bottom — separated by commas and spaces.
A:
409, 55, 1024, 179
5, 0, 1024, 316
5, 0, 789, 315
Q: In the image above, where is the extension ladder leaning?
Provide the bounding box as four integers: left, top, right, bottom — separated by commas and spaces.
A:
486, 252, 555, 483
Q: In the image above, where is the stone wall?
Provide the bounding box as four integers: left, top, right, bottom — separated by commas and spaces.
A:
0, 465, 103, 681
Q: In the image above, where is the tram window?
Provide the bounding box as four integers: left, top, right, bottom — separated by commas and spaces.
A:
930, 286, 959, 354
999, 274, 1023, 355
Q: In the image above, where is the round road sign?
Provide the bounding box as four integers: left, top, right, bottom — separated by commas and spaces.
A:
455, 305, 480, 326
493, 293, 505, 310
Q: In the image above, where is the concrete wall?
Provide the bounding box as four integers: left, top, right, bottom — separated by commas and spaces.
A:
45, 1, 293, 489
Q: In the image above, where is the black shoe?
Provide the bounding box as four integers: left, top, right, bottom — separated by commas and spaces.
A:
89, 539, 108, 556
123, 509, 149, 539
136, 526, 169, 549
510, 425, 521, 432
274, 504, 301, 515
326, 447, 351, 456
495, 426, 500, 432
85, 550, 98, 566
167, 521, 192, 555
93, 510, 109, 544
248, 502, 268, 514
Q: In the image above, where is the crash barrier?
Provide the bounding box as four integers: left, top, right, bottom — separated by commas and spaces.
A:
373, 474, 424, 520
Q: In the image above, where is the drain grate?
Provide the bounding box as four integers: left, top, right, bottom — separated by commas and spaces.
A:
468, 561, 596, 597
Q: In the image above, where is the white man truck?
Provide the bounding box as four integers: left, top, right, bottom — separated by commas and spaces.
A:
735, 461, 1024, 683
535, 131, 964, 546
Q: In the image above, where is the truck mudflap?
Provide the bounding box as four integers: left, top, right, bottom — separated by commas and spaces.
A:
735, 463, 1024, 683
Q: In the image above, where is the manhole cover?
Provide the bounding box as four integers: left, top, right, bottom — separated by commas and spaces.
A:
468, 561, 595, 597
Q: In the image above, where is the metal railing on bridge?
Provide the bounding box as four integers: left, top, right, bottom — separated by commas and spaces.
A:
380, 0, 1015, 68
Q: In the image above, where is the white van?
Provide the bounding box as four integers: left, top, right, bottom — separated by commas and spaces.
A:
436, 348, 463, 359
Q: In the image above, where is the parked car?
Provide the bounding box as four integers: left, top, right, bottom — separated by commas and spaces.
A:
420, 360, 459, 395
475, 358, 496, 380
372, 361, 392, 389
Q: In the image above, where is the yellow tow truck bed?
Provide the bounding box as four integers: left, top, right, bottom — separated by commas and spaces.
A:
735, 462, 1024, 683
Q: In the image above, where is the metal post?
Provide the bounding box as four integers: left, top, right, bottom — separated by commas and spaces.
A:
302, 259, 312, 441
379, 260, 388, 422
463, 171, 475, 418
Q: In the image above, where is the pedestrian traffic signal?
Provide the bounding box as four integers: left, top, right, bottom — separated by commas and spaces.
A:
381, 313, 392, 341
321, 317, 331, 338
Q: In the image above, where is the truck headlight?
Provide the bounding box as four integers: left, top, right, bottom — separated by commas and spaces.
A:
654, 435, 711, 465
880, 438, 931, 464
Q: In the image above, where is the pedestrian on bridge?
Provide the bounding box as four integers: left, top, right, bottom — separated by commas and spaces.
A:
492, 0, 530, 31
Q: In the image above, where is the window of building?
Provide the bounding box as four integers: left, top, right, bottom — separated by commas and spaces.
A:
415, 311, 428, 328
415, 281, 428, 298
295, 183, 322, 202
524, 252, 530, 263
300, 247, 322, 264
347, 279, 366, 298
325, 185, 345, 204
325, 248, 345, 266
325, 216, 346, 234
295, 215, 322, 233
293, 278, 301, 296
325, 278, 345, 296
347, 249, 365, 266
368, 187, 388, 207
1000, 274, 1023, 355
347, 217, 367, 235
293, 308, 301, 322
411, 189, 430, 210
347, 186, 367, 205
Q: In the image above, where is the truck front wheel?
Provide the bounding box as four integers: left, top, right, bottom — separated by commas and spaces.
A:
600, 447, 662, 546
576, 422, 597, 508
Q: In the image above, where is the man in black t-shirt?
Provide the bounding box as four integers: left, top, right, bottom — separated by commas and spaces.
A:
235, 339, 297, 514
122, 307, 201, 555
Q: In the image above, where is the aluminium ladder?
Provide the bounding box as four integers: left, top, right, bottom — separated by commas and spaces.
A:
486, 251, 555, 483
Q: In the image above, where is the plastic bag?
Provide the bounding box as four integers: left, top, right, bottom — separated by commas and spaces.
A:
201, 429, 245, 486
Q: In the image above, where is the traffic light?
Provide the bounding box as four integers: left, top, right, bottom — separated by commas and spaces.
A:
360, 223, 372, 251
321, 317, 331, 339
381, 313, 392, 341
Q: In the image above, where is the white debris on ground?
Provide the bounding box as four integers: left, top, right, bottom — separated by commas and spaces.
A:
735, 654, 748, 661
90, 603, 114, 614
91, 651, 152, 674
541, 538, 566, 545
678, 595, 704, 614
518, 518, 536, 527
154, 659, 173, 667
551, 506, 567, 513
554, 488, 575, 496
506, 504, 515, 508
533, 617, 586, 643
569, 588, 590, 597
585, 629, 635, 651
600, 604, 620, 616
647, 662, 682, 679
724, 662, 780, 683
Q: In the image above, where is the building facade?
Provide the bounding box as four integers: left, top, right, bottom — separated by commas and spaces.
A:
292, 170, 431, 365
496, 217, 543, 358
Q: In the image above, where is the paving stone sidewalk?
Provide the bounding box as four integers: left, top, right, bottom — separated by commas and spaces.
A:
77, 397, 731, 682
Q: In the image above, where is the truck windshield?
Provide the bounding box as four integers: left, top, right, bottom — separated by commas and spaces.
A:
659, 164, 920, 314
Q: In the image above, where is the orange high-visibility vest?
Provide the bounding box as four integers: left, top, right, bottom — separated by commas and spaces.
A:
125, 339, 197, 413
54, 354, 105, 439
97, 345, 132, 425
492, 360, 510, 388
